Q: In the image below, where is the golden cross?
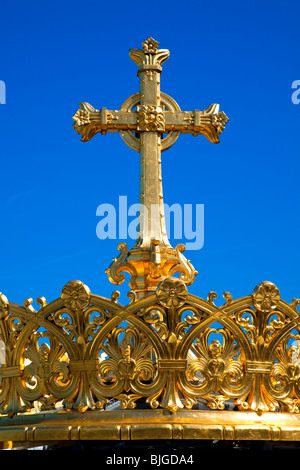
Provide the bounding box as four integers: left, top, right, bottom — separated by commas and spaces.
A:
72, 37, 229, 297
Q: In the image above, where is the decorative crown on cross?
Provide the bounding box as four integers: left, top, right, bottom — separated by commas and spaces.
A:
72, 37, 229, 297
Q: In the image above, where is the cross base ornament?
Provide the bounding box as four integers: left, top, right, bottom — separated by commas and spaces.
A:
73, 37, 229, 296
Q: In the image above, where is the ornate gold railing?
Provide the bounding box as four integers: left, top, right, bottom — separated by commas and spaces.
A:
1, 278, 300, 418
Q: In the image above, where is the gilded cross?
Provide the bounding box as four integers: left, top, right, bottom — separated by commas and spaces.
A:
72, 38, 229, 296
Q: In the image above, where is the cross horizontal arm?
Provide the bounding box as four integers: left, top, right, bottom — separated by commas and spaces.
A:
165, 104, 229, 143
73, 101, 229, 144
72, 102, 136, 141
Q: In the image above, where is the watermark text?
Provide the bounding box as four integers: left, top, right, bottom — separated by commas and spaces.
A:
0, 80, 6, 104
96, 196, 204, 250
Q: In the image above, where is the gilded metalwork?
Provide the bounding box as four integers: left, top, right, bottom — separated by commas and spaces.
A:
142, 37, 159, 54
252, 280, 281, 313
156, 278, 188, 308
72, 38, 229, 296
137, 105, 165, 132
1, 39, 299, 447
0, 277, 300, 444
1, 279, 300, 418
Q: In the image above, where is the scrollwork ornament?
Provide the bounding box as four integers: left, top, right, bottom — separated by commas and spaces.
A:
207, 291, 218, 306
168, 244, 198, 285
175, 305, 203, 338
21, 331, 70, 409
184, 327, 246, 404
141, 305, 169, 340
98, 326, 157, 400
83, 306, 108, 341
291, 298, 300, 313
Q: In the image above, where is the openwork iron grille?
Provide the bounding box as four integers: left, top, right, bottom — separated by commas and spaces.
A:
1, 279, 300, 417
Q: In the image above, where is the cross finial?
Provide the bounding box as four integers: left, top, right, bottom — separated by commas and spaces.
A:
72, 39, 229, 297
142, 37, 159, 53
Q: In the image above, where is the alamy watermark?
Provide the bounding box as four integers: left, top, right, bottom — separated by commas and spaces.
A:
96, 196, 204, 251
0, 80, 6, 104
291, 80, 300, 104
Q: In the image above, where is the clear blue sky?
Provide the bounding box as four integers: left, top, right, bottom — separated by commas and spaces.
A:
0, 0, 299, 307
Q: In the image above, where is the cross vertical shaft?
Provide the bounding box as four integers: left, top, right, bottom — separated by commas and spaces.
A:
133, 39, 169, 249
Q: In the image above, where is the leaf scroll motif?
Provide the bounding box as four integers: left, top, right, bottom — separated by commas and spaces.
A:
185, 328, 245, 401
98, 327, 157, 399
22, 331, 70, 407
263, 334, 300, 411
